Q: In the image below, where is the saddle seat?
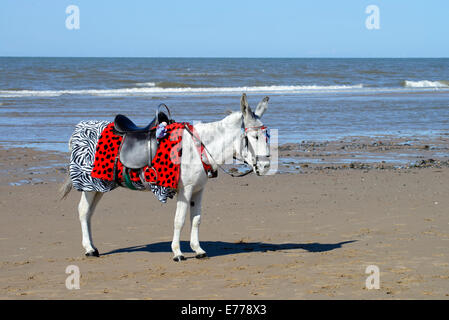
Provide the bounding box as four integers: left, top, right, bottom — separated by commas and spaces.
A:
113, 105, 172, 170
114, 114, 157, 135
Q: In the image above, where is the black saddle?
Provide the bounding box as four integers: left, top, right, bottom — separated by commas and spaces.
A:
113, 104, 172, 169
114, 111, 171, 135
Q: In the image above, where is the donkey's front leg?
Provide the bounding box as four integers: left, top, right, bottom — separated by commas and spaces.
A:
78, 191, 103, 257
171, 187, 192, 262
190, 189, 207, 259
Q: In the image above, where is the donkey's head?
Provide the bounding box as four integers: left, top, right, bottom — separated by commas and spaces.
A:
239, 93, 270, 176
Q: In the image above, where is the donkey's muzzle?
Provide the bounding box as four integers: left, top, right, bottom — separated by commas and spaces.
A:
254, 155, 270, 176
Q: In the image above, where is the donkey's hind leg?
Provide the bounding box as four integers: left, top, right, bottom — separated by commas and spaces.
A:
78, 191, 103, 257
190, 189, 207, 259
171, 186, 193, 262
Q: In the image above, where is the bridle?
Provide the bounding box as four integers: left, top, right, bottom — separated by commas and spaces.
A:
238, 121, 270, 173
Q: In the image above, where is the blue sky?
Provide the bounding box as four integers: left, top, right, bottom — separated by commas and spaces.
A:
0, 0, 448, 57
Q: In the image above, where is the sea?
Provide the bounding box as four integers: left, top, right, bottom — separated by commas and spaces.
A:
0, 57, 448, 152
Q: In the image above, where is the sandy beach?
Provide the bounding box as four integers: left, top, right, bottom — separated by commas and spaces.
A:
1, 0, 449, 304
0, 142, 448, 300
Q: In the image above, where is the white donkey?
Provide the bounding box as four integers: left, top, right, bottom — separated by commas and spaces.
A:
61, 94, 270, 261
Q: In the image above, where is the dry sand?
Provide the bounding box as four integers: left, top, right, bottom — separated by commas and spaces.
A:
0, 146, 448, 299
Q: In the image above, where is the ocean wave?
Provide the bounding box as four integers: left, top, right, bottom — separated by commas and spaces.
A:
155, 81, 203, 88
136, 81, 208, 88
135, 82, 156, 87
403, 80, 449, 88
0, 90, 63, 98
0, 84, 365, 98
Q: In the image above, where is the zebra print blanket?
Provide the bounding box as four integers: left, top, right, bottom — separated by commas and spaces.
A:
68, 120, 176, 202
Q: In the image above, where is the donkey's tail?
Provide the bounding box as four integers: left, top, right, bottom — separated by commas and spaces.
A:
59, 136, 73, 200
59, 174, 72, 200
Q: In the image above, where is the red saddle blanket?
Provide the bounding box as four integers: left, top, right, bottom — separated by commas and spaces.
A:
91, 122, 186, 189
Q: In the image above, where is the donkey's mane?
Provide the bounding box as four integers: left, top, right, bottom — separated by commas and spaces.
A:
221, 111, 243, 127
194, 111, 242, 131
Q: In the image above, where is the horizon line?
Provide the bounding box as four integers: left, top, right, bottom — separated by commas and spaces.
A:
1, 56, 448, 59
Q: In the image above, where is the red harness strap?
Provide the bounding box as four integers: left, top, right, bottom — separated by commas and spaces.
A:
185, 124, 217, 177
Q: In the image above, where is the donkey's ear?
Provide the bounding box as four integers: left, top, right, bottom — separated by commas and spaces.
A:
240, 93, 253, 118
254, 96, 269, 118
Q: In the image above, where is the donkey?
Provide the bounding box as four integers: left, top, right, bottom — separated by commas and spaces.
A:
60, 93, 270, 261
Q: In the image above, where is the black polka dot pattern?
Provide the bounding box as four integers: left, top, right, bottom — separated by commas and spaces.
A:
91, 123, 122, 181
142, 122, 185, 188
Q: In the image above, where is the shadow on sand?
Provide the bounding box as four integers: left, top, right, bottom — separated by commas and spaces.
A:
102, 240, 357, 258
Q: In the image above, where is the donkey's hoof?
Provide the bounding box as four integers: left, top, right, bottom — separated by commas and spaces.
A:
173, 255, 186, 262
195, 253, 208, 259
85, 249, 99, 257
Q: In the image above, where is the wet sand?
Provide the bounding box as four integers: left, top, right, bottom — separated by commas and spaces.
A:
0, 143, 448, 299
278, 135, 449, 172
